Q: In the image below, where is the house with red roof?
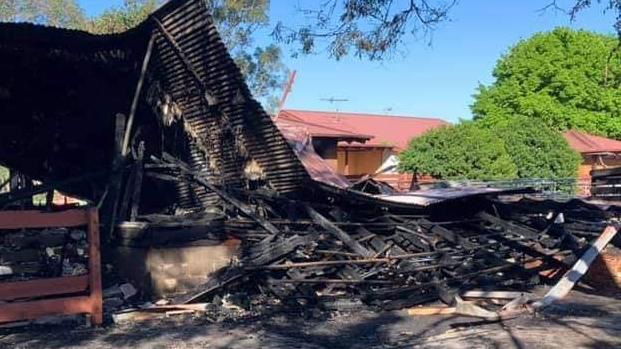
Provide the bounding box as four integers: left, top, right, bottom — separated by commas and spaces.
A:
275, 112, 621, 190
563, 130, 621, 182
276, 109, 448, 188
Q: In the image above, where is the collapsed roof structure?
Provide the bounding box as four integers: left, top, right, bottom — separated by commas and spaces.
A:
0, 0, 525, 218
0, 0, 617, 315
0, 0, 310, 213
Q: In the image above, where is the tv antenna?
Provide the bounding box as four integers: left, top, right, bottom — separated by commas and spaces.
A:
320, 97, 349, 111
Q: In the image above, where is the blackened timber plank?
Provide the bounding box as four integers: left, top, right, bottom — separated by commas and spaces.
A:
244, 235, 311, 267
418, 219, 477, 250
129, 142, 145, 221
159, 154, 280, 235
173, 269, 244, 304
105, 113, 127, 242
395, 226, 433, 251
305, 205, 373, 257
477, 212, 539, 239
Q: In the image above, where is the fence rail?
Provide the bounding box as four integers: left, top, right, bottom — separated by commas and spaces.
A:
432, 178, 594, 199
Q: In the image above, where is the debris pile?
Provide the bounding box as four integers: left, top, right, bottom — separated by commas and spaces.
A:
169, 188, 618, 312
0, 227, 89, 281
103, 282, 138, 314
0, 0, 619, 327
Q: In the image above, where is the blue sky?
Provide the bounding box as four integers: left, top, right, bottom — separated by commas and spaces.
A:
80, 1, 618, 122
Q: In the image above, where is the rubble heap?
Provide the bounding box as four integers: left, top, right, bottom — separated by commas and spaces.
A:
164, 162, 618, 311
0, 0, 618, 323
0, 227, 89, 281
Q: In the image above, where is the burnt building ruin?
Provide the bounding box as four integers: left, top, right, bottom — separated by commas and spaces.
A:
0, 0, 618, 312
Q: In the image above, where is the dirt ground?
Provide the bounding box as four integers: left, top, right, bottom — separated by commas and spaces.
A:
1, 287, 620, 349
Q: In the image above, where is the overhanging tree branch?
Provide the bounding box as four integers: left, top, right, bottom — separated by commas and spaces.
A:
272, 0, 457, 60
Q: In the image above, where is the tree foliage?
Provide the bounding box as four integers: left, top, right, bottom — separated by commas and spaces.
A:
205, 0, 287, 108
233, 45, 287, 109
399, 119, 581, 181
0, 0, 86, 28
472, 28, 621, 138
273, 0, 456, 60
494, 117, 582, 179
87, 0, 157, 34
398, 122, 518, 181
547, 0, 621, 38
268, 0, 621, 61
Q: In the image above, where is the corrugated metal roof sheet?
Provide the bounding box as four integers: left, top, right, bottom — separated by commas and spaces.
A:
276, 122, 352, 188
0, 0, 312, 208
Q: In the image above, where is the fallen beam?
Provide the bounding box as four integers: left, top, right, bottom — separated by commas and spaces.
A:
461, 290, 531, 300
156, 154, 281, 235
407, 306, 456, 316
305, 204, 373, 257
533, 224, 619, 309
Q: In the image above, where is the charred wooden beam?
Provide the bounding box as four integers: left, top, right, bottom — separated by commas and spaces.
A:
129, 141, 145, 221
249, 258, 394, 270
122, 34, 155, 157
156, 154, 281, 235
418, 219, 477, 250
305, 204, 373, 257
105, 113, 127, 243
244, 235, 313, 267
478, 212, 539, 239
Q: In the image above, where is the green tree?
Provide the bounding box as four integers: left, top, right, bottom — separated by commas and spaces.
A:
87, 0, 157, 34
495, 117, 582, 179
472, 28, 621, 138
206, 0, 287, 109
399, 118, 581, 181
549, 1, 621, 39
0, 0, 86, 28
272, 0, 457, 60
398, 122, 518, 180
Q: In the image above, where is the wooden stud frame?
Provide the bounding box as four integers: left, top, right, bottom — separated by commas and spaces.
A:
0, 208, 103, 325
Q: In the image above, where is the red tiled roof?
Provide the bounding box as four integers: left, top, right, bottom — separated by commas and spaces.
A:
336, 142, 395, 150
276, 110, 372, 142
278, 109, 448, 151
563, 130, 621, 154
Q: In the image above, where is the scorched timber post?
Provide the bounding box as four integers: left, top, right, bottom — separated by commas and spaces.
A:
105, 113, 126, 243
122, 34, 156, 157
106, 33, 155, 241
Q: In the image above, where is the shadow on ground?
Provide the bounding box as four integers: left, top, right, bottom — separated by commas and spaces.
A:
1, 290, 621, 349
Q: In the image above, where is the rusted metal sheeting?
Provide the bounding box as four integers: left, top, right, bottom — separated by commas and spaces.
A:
149, 0, 310, 208
0, 0, 310, 210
